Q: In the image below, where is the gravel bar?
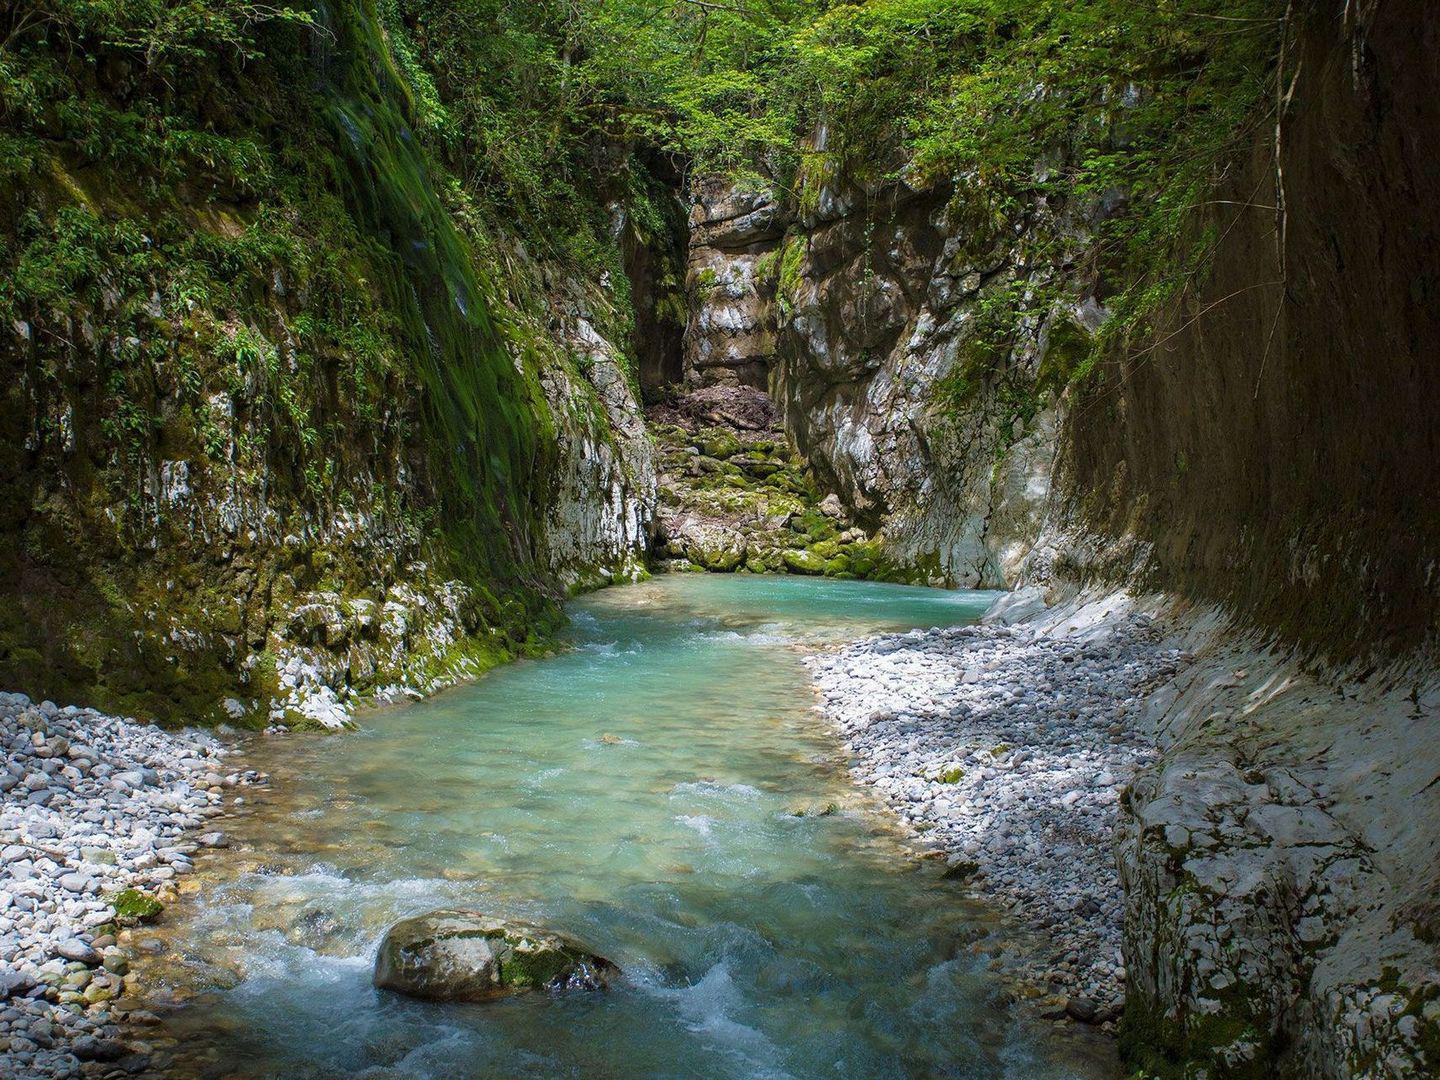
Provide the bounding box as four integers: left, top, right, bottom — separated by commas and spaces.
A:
0, 692, 262, 1078
806, 616, 1185, 1026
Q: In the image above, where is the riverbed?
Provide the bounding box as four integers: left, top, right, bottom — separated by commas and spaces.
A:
130, 575, 1116, 1078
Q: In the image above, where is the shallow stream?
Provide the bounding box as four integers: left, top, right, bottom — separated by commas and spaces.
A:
134, 575, 1114, 1078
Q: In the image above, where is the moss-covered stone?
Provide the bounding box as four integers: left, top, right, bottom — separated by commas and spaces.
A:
782, 549, 827, 574
695, 428, 744, 460
110, 889, 164, 922
372, 910, 618, 1002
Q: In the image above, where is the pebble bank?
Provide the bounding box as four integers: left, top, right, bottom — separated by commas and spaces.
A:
0, 692, 261, 1077
807, 615, 1185, 1026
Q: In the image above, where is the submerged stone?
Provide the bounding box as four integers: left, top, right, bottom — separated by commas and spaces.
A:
373, 911, 618, 1002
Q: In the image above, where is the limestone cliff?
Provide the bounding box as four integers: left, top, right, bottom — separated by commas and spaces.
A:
681, 161, 1081, 588
1029, 2, 1440, 1074
0, 0, 656, 727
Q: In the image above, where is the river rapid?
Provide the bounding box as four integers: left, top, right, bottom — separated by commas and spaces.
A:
130, 575, 1116, 1078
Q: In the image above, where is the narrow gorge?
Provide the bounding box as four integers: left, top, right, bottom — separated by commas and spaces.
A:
1, 1, 1436, 1077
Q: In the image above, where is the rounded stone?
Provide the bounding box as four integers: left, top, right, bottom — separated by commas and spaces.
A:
372, 911, 618, 1003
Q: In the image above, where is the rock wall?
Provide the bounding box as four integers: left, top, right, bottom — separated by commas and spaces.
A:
539, 310, 656, 592
1044, 1, 1440, 661
682, 179, 784, 390
769, 174, 1082, 588
1024, 2, 1440, 1074
681, 165, 1082, 587
2, 258, 655, 731
0, 1, 657, 727
1116, 618, 1438, 1078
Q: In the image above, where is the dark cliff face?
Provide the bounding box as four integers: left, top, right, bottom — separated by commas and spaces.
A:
1054, 0, 1440, 661
1059, 7, 1440, 1075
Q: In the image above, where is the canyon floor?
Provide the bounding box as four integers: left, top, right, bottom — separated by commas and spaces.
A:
1, 551, 1434, 1078
0, 576, 1168, 1077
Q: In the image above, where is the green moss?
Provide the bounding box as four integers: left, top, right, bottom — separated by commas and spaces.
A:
776, 234, 809, 317
938, 766, 964, 784
696, 428, 744, 460
110, 889, 164, 922
1118, 988, 1284, 1080
753, 248, 781, 287
782, 549, 827, 575
847, 541, 882, 578
498, 947, 575, 990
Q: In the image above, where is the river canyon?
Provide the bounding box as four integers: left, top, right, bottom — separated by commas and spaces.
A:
1, 1, 1437, 1077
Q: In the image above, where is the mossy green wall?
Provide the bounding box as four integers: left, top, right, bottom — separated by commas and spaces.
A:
0, 0, 656, 721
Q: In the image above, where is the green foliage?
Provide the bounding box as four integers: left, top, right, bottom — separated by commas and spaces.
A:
512, 0, 1281, 379
0, 0, 592, 719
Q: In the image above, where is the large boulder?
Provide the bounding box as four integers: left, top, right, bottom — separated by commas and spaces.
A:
372, 911, 617, 1003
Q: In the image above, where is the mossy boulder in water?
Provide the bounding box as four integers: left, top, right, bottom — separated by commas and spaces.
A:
373, 911, 618, 1002
782, 548, 827, 575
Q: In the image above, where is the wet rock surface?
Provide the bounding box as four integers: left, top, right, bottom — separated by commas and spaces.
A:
806, 615, 1184, 1026
374, 911, 617, 1002
0, 691, 259, 1077
650, 386, 910, 581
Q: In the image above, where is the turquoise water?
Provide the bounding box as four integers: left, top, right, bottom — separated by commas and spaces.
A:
138, 575, 1114, 1078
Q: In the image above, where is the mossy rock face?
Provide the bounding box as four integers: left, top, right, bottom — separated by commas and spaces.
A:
110, 889, 164, 922
782, 548, 828, 575
373, 910, 618, 1002
1118, 998, 1282, 1080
